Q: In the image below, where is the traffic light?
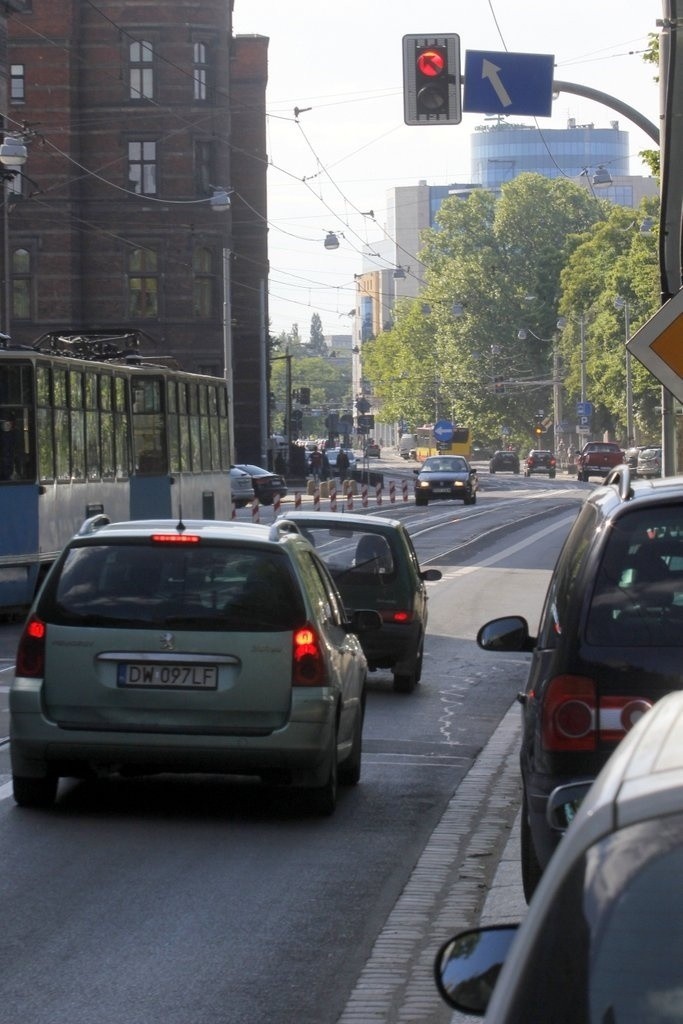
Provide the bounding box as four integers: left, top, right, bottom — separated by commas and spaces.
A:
299, 386, 310, 405
534, 424, 544, 436
402, 34, 461, 126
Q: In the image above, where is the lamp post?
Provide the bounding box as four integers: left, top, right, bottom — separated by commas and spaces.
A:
615, 296, 634, 446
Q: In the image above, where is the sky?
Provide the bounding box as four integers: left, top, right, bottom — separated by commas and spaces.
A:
232, 1, 661, 341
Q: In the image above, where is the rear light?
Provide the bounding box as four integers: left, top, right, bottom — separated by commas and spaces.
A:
380, 610, 414, 624
16, 615, 46, 678
292, 623, 327, 686
151, 534, 201, 544
541, 675, 653, 752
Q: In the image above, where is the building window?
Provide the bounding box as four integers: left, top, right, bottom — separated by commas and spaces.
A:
10, 65, 25, 103
194, 140, 213, 196
129, 40, 154, 100
193, 247, 213, 317
128, 141, 157, 195
193, 43, 208, 101
128, 248, 158, 318
11, 247, 32, 320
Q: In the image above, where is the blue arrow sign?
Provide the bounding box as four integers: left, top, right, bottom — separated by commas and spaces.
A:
433, 419, 455, 443
463, 50, 554, 116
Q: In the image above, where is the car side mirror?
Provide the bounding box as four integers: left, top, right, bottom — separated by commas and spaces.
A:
435, 925, 518, 1013
546, 780, 592, 832
477, 616, 535, 652
420, 568, 442, 582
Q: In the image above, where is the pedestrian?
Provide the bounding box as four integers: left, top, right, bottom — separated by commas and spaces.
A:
336, 447, 350, 480
310, 446, 322, 483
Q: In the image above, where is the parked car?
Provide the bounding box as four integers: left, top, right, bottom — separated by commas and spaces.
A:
435, 690, 683, 1022
636, 445, 662, 478
523, 449, 556, 478
324, 447, 358, 474
233, 463, 288, 505
476, 467, 683, 900
489, 450, 520, 474
363, 440, 381, 458
229, 465, 255, 508
575, 440, 624, 481
624, 443, 648, 470
9, 516, 382, 814
280, 511, 442, 693
414, 455, 477, 506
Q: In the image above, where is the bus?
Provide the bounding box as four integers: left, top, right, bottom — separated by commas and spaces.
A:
0, 329, 232, 612
415, 425, 471, 461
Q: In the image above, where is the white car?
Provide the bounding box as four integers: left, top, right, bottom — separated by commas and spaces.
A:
435, 690, 683, 1021
10, 516, 380, 815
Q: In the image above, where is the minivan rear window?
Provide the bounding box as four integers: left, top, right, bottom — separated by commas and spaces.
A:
43, 542, 305, 631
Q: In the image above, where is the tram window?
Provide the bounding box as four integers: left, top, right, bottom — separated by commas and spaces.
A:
53, 368, 70, 482
133, 377, 166, 474
99, 375, 114, 480
166, 380, 181, 473
114, 376, 130, 480
69, 371, 85, 480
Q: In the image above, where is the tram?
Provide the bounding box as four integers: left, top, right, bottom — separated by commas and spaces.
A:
0, 329, 232, 612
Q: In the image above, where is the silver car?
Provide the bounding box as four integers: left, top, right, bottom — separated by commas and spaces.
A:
10, 516, 379, 815
229, 465, 255, 507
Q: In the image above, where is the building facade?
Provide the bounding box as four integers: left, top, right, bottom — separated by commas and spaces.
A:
3, 0, 269, 464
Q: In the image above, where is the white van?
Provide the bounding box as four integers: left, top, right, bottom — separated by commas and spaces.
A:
398, 434, 417, 460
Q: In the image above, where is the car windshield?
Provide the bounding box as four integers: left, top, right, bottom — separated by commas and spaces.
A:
41, 542, 305, 631
423, 457, 467, 473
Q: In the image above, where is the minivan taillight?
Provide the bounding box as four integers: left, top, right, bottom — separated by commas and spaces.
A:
541, 675, 652, 752
16, 615, 47, 678
292, 624, 327, 686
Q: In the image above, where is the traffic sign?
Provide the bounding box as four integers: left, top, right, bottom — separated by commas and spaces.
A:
576, 401, 594, 417
403, 34, 462, 125
627, 289, 683, 404
463, 50, 554, 116
433, 419, 454, 443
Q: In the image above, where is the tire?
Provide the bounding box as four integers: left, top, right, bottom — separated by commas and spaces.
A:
490, 468, 495, 475
415, 498, 427, 507
13, 774, 58, 809
521, 791, 544, 903
549, 471, 556, 479
304, 739, 338, 815
338, 700, 364, 786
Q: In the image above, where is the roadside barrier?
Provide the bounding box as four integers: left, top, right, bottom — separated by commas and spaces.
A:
376, 482, 383, 505
389, 481, 396, 503
329, 484, 337, 512
273, 492, 281, 517
251, 498, 260, 523
361, 484, 368, 508
294, 491, 302, 509
402, 480, 409, 502
346, 488, 354, 511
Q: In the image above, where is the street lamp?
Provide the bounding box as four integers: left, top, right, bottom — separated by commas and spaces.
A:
615, 296, 634, 446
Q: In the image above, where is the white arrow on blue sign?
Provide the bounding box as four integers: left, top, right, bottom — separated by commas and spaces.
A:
433, 419, 455, 443
463, 50, 555, 117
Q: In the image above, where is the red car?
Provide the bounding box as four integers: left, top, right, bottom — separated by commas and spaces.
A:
523, 450, 556, 479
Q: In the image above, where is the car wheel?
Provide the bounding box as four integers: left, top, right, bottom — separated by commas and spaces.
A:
338, 700, 364, 786
490, 468, 495, 474
549, 470, 556, 479
415, 497, 427, 507
13, 774, 58, 809
304, 738, 338, 815
393, 644, 421, 692
521, 791, 544, 903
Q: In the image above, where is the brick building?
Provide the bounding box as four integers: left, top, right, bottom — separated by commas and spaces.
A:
4, 0, 269, 464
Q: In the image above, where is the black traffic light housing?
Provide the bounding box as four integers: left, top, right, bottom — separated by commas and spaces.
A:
402, 34, 461, 125
299, 386, 310, 405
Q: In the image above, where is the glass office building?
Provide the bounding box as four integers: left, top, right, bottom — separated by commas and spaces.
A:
472, 120, 630, 190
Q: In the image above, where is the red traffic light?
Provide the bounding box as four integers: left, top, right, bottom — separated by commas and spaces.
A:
402, 34, 462, 126
416, 48, 446, 78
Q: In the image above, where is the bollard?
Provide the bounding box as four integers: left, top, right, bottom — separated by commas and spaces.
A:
402, 479, 409, 502
389, 481, 396, 503
273, 493, 281, 518
329, 484, 337, 512
346, 488, 353, 511
376, 482, 383, 506
231, 501, 237, 520
362, 484, 368, 508
252, 498, 260, 523
314, 487, 320, 512
294, 491, 302, 509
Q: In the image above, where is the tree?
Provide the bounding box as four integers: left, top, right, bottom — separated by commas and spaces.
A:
308, 312, 327, 355
364, 174, 604, 450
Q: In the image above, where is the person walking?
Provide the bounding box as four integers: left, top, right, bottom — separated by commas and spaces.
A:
336, 447, 350, 481
309, 446, 323, 483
